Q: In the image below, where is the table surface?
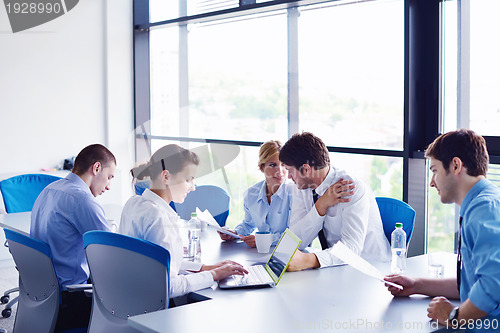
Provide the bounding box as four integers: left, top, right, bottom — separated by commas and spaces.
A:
0, 211, 31, 236
128, 229, 458, 333
0, 211, 118, 236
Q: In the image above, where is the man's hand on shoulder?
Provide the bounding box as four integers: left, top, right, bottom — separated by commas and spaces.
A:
315, 179, 355, 216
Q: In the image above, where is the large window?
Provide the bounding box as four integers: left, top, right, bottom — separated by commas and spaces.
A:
299, 1, 404, 150
136, 0, 500, 256
151, 13, 288, 141
429, 0, 500, 252
150, 1, 403, 147
331, 153, 403, 200
469, 0, 500, 135
145, 0, 405, 231
442, 0, 500, 135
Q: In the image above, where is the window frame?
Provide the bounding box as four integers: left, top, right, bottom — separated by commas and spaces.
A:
133, 0, 500, 256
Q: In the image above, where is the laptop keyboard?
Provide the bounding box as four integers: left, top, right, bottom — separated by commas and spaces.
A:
232, 265, 274, 286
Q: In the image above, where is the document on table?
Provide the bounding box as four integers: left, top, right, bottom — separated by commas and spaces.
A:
330, 241, 403, 290
196, 207, 241, 239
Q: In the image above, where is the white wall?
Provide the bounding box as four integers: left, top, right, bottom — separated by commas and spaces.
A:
0, 0, 135, 207
0, 1, 135, 260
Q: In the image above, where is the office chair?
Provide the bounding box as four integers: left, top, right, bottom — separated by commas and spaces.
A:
2, 229, 87, 332
0, 174, 62, 214
375, 197, 416, 245
0, 173, 62, 318
173, 185, 230, 226
83, 231, 170, 333
133, 179, 151, 196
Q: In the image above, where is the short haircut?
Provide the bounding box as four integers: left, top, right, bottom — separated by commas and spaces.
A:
258, 140, 282, 171
425, 129, 489, 176
131, 144, 200, 181
279, 132, 330, 170
72, 144, 116, 175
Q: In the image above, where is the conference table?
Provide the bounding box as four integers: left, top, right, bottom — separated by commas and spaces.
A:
128, 229, 458, 333
0, 211, 118, 237
0, 213, 458, 332
0, 212, 31, 237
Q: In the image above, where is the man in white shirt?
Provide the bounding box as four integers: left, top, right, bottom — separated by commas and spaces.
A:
279, 132, 391, 271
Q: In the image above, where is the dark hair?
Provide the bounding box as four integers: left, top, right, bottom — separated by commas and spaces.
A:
279, 132, 330, 170
131, 144, 200, 181
425, 129, 489, 176
72, 144, 116, 175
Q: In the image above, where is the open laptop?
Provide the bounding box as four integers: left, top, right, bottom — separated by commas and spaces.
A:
218, 228, 301, 289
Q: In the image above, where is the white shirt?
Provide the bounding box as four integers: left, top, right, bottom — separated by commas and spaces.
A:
290, 166, 391, 267
119, 189, 213, 298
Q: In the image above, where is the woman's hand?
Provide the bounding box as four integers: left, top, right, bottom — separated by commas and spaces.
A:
240, 235, 256, 248
202, 260, 243, 271
218, 228, 238, 241
209, 262, 248, 281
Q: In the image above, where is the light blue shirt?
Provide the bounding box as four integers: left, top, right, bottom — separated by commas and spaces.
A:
234, 180, 293, 245
459, 178, 500, 319
31, 172, 110, 288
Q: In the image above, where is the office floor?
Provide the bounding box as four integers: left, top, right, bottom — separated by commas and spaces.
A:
0, 260, 17, 333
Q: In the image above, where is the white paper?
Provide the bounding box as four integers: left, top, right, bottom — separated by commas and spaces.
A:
330, 241, 403, 290
195, 207, 241, 239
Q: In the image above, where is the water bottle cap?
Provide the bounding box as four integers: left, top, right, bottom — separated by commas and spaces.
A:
191, 212, 197, 217
395, 222, 403, 228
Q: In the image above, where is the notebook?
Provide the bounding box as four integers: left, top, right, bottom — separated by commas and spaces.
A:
218, 228, 301, 289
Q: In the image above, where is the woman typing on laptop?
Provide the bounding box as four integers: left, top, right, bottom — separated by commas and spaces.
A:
119, 144, 247, 298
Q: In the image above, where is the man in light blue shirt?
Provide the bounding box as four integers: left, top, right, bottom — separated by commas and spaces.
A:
459, 178, 500, 321
385, 129, 500, 331
31, 144, 116, 331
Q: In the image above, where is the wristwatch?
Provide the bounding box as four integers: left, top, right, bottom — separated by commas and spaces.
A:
448, 306, 460, 321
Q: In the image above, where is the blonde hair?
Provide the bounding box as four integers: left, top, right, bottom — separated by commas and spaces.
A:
258, 140, 282, 171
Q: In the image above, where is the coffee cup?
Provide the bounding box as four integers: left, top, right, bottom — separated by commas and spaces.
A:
255, 231, 273, 254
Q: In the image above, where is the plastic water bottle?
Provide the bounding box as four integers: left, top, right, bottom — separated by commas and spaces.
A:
187, 213, 202, 259
189, 212, 202, 231
391, 222, 407, 274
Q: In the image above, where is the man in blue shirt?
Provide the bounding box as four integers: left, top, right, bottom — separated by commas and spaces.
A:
385, 129, 500, 330
31, 143, 116, 331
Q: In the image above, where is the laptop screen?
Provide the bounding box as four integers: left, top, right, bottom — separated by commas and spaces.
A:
264, 228, 301, 284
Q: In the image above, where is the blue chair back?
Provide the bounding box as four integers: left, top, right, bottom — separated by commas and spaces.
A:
173, 185, 230, 226
0, 174, 62, 213
375, 197, 416, 245
4, 228, 61, 333
134, 180, 151, 196
83, 231, 170, 333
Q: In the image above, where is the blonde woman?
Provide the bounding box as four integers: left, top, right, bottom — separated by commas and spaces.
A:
219, 140, 293, 247
119, 144, 247, 298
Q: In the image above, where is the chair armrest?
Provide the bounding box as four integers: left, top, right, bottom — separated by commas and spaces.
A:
66, 284, 92, 292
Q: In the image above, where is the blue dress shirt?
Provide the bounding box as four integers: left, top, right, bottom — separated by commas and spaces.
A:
234, 180, 293, 245
31, 172, 110, 288
459, 179, 500, 320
